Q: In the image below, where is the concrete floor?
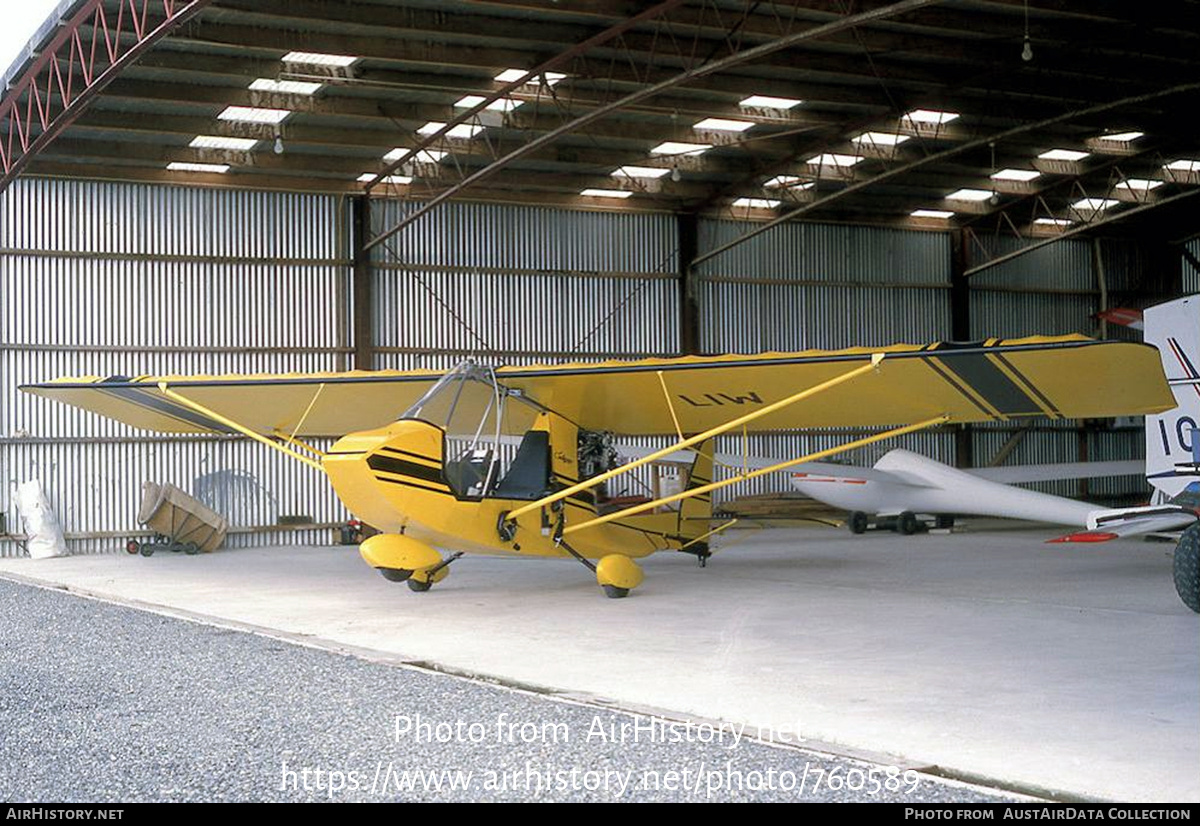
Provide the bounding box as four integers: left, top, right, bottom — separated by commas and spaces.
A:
1, 524, 1196, 802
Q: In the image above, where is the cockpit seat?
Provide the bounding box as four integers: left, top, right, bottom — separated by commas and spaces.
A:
493, 431, 551, 500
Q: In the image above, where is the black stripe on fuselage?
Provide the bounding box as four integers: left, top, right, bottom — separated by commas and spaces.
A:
379, 446, 440, 465
368, 454, 446, 485
373, 476, 452, 495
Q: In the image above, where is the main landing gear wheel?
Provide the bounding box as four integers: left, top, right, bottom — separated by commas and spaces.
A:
378, 568, 413, 583
400, 553, 461, 594
848, 511, 869, 534
1174, 523, 1200, 614
596, 554, 644, 599
896, 511, 920, 536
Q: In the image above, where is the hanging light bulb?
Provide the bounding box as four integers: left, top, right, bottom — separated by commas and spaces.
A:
1021, 0, 1033, 61
274, 135, 285, 154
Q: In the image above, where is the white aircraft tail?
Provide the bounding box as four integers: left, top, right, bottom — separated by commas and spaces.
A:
1143, 295, 1200, 502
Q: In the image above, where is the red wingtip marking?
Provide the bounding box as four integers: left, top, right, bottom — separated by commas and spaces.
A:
1047, 531, 1119, 544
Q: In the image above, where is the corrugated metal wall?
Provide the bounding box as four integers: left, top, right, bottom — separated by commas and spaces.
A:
371, 201, 679, 369
1186, 240, 1200, 293
1, 178, 351, 555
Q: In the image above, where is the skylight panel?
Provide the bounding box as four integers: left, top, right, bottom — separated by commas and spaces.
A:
739, 95, 802, 109
1115, 178, 1162, 191
358, 173, 414, 185
991, 168, 1040, 182
852, 132, 910, 147
167, 162, 230, 174
495, 69, 566, 86
1165, 159, 1200, 173
611, 166, 671, 179
282, 52, 358, 68
694, 118, 755, 132
454, 95, 522, 112
806, 153, 863, 167
911, 209, 954, 219
763, 175, 811, 189
946, 188, 993, 201
904, 109, 959, 125
1034, 218, 1073, 227
581, 188, 633, 199
189, 135, 258, 151
1072, 198, 1118, 211
249, 79, 322, 95
418, 122, 485, 139
731, 197, 780, 209
1038, 149, 1089, 162
218, 106, 291, 125
1102, 131, 1144, 143
650, 141, 712, 157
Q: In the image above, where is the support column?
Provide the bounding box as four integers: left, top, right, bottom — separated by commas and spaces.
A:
678, 212, 700, 356
352, 195, 375, 371
950, 229, 973, 468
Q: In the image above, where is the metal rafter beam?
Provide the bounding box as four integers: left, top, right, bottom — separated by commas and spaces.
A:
365, 0, 945, 253
962, 188, 1200, 277
364, 0, 691, 193
691, 79, 1200, 269
0, 0, 213, 191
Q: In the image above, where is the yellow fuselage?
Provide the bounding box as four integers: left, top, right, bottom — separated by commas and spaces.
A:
323, 419, 696, 561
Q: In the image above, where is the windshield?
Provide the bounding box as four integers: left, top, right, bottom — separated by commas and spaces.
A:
401, 361, 543, 497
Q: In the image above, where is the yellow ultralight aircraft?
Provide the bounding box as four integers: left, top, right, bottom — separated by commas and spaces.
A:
22, 335, 1175, 598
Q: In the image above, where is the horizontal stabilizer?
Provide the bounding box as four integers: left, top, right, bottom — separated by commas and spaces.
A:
1050, 505, 1197, 542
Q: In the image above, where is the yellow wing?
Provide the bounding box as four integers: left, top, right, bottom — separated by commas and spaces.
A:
20, 336, 1174, 437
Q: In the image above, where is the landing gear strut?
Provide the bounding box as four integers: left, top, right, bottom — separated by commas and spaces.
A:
404, 551, 464, 593
557, 540, 644, 598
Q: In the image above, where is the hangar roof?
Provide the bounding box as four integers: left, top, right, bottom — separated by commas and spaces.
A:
3, 0, 1200, 249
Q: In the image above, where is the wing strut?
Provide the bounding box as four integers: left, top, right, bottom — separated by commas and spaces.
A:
562, 415, 948, 536
506, 353, 886, 523
157, 382, 325, 472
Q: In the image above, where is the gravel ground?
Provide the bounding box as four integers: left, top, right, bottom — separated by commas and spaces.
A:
0, 578, 1022, 803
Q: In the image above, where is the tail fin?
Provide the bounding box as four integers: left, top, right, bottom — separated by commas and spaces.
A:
1144, 295, 1200, 500
678, 440, 714, 540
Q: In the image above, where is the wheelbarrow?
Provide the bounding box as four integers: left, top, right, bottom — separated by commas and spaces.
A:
125, 482, 228, 557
